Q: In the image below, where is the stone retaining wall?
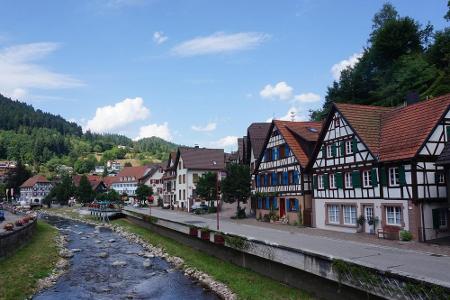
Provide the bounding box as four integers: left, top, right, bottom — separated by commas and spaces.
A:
0, 219, 37, 258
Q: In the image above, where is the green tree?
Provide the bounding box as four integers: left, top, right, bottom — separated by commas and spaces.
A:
77, 175, 94, 204
221, 164, 251, 211
6, 161, 31, 196
195, 172, 217, 206
445, 0, 450, 21
135, 184, 153, 205
49, 174, 75, 205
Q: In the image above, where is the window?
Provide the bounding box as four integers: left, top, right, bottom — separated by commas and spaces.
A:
288, 198, 299, 212
440, 210, 448, 228
183, 174, 186, 184
437, 172, 445, 184
336, 143, 342, 157
193, 173, 199, 183
326, 145, 332, 158
345, 140, 353, 155
329, 173, 336, 189
345, 172, 353, 188
389, 167, 400, 186
343, 205, 357, 225
183, 189, 186, 200
328, 205, 340, 224
178, 175, 181, 184
362, 170, 372, 187
179, 190, 181, 200
386, 206, 402, 225
318, 175, 324, 189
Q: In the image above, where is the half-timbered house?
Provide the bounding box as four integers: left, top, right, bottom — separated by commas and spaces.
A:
254, 120, 321, 225
310, 94, 450, 241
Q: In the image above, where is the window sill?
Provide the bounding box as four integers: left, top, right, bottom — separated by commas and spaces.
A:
325, 222, 358, 228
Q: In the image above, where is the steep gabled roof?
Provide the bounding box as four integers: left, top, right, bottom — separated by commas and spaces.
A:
20, 175, 51, 188
335, 103, 394, 157
273, 120, 322, 168
247, 122, 271, 159
177, 147, 225, 170
116, 166, 150, 180
379, 94, 450, 161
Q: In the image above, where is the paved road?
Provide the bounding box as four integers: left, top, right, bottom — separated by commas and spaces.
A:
125, 206, 450, 288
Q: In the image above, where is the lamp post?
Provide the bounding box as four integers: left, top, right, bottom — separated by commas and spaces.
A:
216, 171, 220, 231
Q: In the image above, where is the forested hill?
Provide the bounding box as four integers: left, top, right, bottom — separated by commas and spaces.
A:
311, 3, 450, 120
134, 137, 179, 159
0, 94, 82, 136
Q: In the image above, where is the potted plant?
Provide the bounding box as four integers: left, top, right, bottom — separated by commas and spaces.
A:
15, 219, 24, 227
189, 226, 198, 237
214, 232, 225, 245
357, 215, 365, 232
200, 227, 211, 241
3, 223, 14, 231
368, 216, 379, 234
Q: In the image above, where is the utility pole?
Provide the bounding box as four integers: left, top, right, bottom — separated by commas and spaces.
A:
216, 172, 220, 231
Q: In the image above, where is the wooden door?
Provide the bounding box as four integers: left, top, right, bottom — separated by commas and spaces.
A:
279, 198, 286, 217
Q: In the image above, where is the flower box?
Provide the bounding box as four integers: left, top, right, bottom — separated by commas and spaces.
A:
200, 230, 210, 241
189, 227, 198, 237
3, 223, 14, 231
213, 234, 225, 245
15, 220, 24, 227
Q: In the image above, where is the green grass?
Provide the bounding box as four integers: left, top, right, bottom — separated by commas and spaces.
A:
0, 221, 59, 300
112, 218, 313, 300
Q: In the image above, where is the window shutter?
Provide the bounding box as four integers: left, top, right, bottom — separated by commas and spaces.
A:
264, 150, 269, 162
321, 147, 326, 158
323, 174, 329, 189
331, 144, 337, 157
294, 199, 299, 211
446, 126, 450, 141
371, 169, 378, 186
285, 144, 290, 157
273, 198, 278, 209
272, 172, 277, 186
336, 172, 343, 189
352, 137, 358, 153
286, 199, 290, 211
283, 172, 288, 185
257, 198, 262, 209
256, 176, 260, 187
432, 209, 440, 229
399, 165, 406, 186
264, 174, 268, 186
265, 197, 270, 210
313, 175, 318, 189
293, 171, 299, 184
340, 141, 345, 155
352, 171, 361, 188
380, 167, 387, 186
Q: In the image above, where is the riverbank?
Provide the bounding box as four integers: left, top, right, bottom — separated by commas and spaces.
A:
0, 221, 59, 300
113, 218, 313, 300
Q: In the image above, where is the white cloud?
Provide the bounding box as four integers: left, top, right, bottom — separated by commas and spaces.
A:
294, 92, 321, 103
135, 122, 172, 141
260, 81, 293, 101
153, 31, 168, 45
0, 42, 83, 100
171, 32, 269, 57
85, 97, 150, 133
209, 136, 238, 149
331, 52, 362, 80
191, 122, 217, 132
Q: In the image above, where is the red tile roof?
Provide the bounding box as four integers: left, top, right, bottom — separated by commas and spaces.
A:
274, 120, 322, 167
72, 175, 105, 190
20, 175, 51, 188
116, 166, 150, 180
334, 93, 450, 162
102, 176, 118, 187
177, 147, 225, 170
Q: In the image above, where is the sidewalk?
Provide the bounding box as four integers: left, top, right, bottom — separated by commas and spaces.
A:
125, 206, 450, 288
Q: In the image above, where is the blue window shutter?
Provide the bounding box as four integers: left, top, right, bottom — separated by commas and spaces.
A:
264, 174, 268, 186
265, 197, 270, 209
257, 198, 262, 209
272, 172, 277, 185
286, 199, 290, 211
294, 199, 299, 211
284, 172, 288, 185
273, 198, 278, 209
256, 176, 259, 187
285, 144, 290, 157
294, 171, 299, 184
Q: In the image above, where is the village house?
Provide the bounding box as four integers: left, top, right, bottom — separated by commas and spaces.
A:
309, 94, 450, 241
72, 175, 107, 194
110, 166, 151, 199
162, 152, 177, 208
140, 163, 165, 202
254, 120, 321, 225
19, 175, 53, 206
173, 146, 225, 212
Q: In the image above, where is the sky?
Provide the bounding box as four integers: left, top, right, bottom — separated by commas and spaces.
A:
0, 0, 448, 151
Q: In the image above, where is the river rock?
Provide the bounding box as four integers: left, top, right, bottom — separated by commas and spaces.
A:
59, 249, 74, 259
143, 259, 152, 268
80, 237, 87, 240
143, 252, 154, 258
97, 252, 109, 258
112, 260, 127, 267
108, 239, 116, 243
71, 248, 82, 253
95, 240, 102, 244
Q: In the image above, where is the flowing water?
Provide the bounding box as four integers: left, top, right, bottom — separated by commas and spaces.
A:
34, 216, 218, 300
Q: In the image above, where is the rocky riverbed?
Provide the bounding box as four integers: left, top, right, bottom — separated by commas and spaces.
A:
34, 215, 220, 300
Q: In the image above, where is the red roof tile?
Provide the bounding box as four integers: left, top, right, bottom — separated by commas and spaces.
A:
273, 120, 322, 167
20, 175, 51, 188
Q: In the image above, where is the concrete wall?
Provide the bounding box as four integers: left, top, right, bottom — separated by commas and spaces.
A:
125, 214, 377, 300
0, 219, 37, 258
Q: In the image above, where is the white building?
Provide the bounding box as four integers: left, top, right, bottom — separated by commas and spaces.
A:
162, 152, 177, 208
110, 166, 150, 197
141, 163, 165, 204
20, 175, 53, 206
173, 146, 225, 212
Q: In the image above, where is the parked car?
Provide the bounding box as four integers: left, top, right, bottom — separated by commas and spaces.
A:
191, 203, 208, 214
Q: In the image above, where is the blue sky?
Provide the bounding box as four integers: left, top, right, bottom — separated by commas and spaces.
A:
0, 0, 447, 150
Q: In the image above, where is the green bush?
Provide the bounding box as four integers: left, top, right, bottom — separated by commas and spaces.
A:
236, 207, 246, 219
262, 214, 270, 222
400, 230, 413, 241
208, 206, 217, 213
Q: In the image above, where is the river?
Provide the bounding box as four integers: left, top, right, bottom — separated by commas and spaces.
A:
34, 216, 218, 300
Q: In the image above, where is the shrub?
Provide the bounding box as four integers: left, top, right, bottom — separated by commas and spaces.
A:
236, 207, 246, 219
400, 230, 413, 241
208, 206, 217, 213
262, 214, 270, 222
